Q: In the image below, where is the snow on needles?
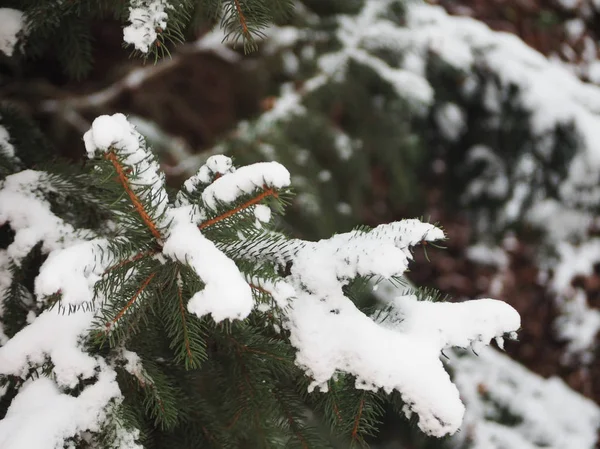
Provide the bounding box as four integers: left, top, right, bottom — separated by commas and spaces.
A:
123, 0, 171, 53
452, 347, 600, 449
83, 114, 292, 323
0, 371, 140, 449
2, 113, 523, 442
84, 113, 169, 222
201, 162, 290, 211
282, 221, 520, 437
163, 206, 254, 322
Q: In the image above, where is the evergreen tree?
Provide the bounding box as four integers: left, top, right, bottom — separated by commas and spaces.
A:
0, 1, 599, 449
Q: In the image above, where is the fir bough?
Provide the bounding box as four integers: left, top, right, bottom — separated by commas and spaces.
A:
0, 113, 520, 448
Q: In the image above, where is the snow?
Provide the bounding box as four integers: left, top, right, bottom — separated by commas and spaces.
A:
185, 155, 234, 189
35, 239, 112, 307
194, 26, 241, 64
255, 84, 307, 134
123, 0, 171, 53
272, 220, 520, 437
0, 370, 138, 449
201, 161, 290, 211
84, 114, 169, 224
163, 206, 253, 322
0, 123, 15, 158
253, 204, 271, 223
0, 170, 86, 263
452, 347, 600, 449
336, 202, 352, 215
0, 8, 25, 57
0, 309, 97, 388
565, 18, 585, 40
550, 240, 600, 361
334, 132, 354, 160
288, 290, 518, 437
435, 103, 465, 142
467, 244, 509, 268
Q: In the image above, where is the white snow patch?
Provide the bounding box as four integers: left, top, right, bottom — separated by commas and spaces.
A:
254, 204, 272, 223
201, 161, 290, 211
123, 0, 170, 53
0, 370, 138, 449
452, 347, 600, 449
163, 206, 253, 322
0, 123, 15, 158
0, 8, 26, 57
84, 114, 169, 224
277, 219, 519, 437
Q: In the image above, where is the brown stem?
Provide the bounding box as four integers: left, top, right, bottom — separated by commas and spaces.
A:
351, 397, 365, 440
199, 187, 278, 230
105, 152, 162, 241
106, 272, 156, 330
177, 270, 194, 362
104, 250, 158, 274
233, 0, 249, 36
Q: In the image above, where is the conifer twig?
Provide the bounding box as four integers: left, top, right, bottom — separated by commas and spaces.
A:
351, 397, 365, 441
276, 391, 309, 449
233, 0, 250, 36
249, 283, 271, 295
176, 270, 194, 362
105, 151, 163, 240
199, 187, 278, 230
328, 382, 343, 424
226, 409, 243, 429
106, 272, 156, 331
104, 250, 158, 274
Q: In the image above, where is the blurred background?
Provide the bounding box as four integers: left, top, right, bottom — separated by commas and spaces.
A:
3, 0, 600, 447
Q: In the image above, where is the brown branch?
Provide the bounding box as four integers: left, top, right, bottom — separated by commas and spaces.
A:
244, 347, 287, 362
233, 0, 249, 36
226, 409, 243, 429
106, 272, 156, 330
275, 390, 309, 449
249, 283, 271, 295
351, 397, 365, 441
202, 426, 217, 445
177, 270, 194, 362
104, 250, 158, 274
329, 382, 342, 424
199, 187, 278, 230
231, 335, 286, 362
105, 151, 162, 241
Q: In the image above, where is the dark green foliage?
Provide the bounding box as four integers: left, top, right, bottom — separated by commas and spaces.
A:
220, 0, 295, 52
7, 0, 296, 78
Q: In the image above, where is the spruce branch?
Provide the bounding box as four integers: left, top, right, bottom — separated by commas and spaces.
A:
103, 249, 158, 274
233, 0, 250, 37
105, 272, 156, 332
105, 151, 163, 241
199, 186, 279, 230
351, 396, 364, 443
176, 269, 194, 363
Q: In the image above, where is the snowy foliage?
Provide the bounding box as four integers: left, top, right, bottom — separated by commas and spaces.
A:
207, 0, 600, 369
0, 114, 524, 445
451, 347, 600, 449
123, 0, 171, 53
